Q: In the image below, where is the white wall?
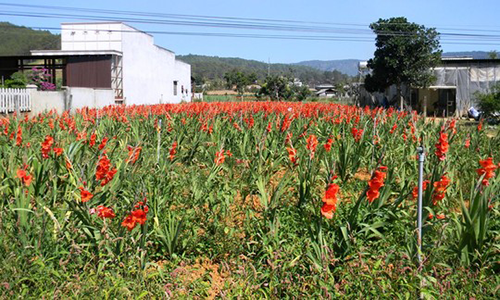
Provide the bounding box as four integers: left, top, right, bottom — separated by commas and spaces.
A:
67, 88, 115, 111
61, 22, 123, 52
30, 88, 115, 115
30, 91, 66, 115
174, 59, 192, 103
61, 22, 191, 104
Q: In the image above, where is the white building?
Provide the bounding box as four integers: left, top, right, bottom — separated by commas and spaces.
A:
31, 22, 191, 105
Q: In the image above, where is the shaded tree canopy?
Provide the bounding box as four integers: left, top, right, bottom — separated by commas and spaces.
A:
364, 17, 441, 108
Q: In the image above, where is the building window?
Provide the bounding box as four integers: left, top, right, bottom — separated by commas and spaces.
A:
173, 81, 178, 96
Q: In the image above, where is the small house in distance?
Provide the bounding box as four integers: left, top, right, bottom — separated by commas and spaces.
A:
357, 57, 500, 117
314, 84, 336, 98
412, 57, 500, 117
1, 22, 191, 105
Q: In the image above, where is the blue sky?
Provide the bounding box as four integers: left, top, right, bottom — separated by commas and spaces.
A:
1, 0, 499, 63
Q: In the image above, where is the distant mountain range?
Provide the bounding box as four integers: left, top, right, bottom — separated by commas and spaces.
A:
177, 54, 350, 86
293, 59, 362, 76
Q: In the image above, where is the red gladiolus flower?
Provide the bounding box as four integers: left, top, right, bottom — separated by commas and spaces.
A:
324, 138, 333, 152
321, 183, 340, 219
215, 150, 225, 165
169, 141, 178, 161
434, 132, 449, 161
432, 175, 450, 205
351, 127, 363, 142
41, 135, 54, 159
127, 146, 142, 164
95, 154, 117, 186
287, 147, 298, 165
121, 215, 136, 231
412, 180, 430, 199
97, 205, 115, 219
266, 121, 272, 133
76, 131, 87, 141
98, 137, 108, 150
121, 207, 148, 231
78, 186, 93, 202
16, 168, 33, 187
464, 137, 470, 149
89, 133, 97, 147
53, 147, 63, 156
15, 125, 22, 146
477, 121, 483, 131
306, 134, 318, 159
436, 213, 445, 220
131, 209, 147, 225
476, 157, 497, 186
366, 167, 387, 203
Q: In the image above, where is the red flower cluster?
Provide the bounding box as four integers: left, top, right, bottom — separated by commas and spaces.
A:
287, 147, 298, 165
351, 127, 363, 142
432, 175, 451, 205
306, 134, 318, 159
16, 168, 33, 187
78, 186, 94, 202
477, 157, 497, 186
412, 180, 430, 199
169, 141, 178, 161
121, 201, 149, 231
15, 125, 22, 146
464, 136, 470, 149
97, 205, 115, 219
89, 133, 97, 147
434, 132, 449, 161
215, 149, 226, 165
321, 183, 340, 219
41, 135, 55, 159
366, 166, 387, 203
324, 138, 333, 152
95, 155, 117, 186
98, 137, 109, 150
127, 145, 142, 164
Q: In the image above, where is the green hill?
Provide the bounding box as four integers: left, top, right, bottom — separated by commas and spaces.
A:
177, 54, 350, 86
0, 22, 60, 55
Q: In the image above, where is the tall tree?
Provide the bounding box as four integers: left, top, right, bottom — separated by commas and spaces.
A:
223, 69, 256, 97
364, 17, 441, 110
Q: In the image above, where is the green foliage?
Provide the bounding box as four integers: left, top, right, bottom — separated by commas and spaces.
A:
365, 17, 442, 107
0, 104, 498, 297
0, 22, 60, 55
256, 74, 311, 101
2, 71, 28, 88
223, 69, 257, 96
476, 83, 500, 120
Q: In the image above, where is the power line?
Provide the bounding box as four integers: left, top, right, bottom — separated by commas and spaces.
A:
0, 3, 499, 46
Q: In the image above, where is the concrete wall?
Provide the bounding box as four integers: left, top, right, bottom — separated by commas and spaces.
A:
30, 91, 66, 115
30, 88, 115, 115
60, 22, 192, 104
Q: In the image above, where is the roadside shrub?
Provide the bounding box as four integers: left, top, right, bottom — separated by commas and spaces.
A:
476, 83, 500, 120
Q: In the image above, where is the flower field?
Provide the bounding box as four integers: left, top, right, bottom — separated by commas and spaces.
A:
1, 102, 499, 298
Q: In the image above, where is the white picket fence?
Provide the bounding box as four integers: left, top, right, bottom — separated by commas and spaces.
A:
0, 88, 31, 114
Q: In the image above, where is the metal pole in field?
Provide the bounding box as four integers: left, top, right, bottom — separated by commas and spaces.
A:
416, 146, 425, 265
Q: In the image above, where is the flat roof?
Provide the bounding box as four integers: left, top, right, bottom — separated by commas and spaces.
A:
30, 50, 123, 56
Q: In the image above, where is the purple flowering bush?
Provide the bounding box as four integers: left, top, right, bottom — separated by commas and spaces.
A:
28, 67, 56, 91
